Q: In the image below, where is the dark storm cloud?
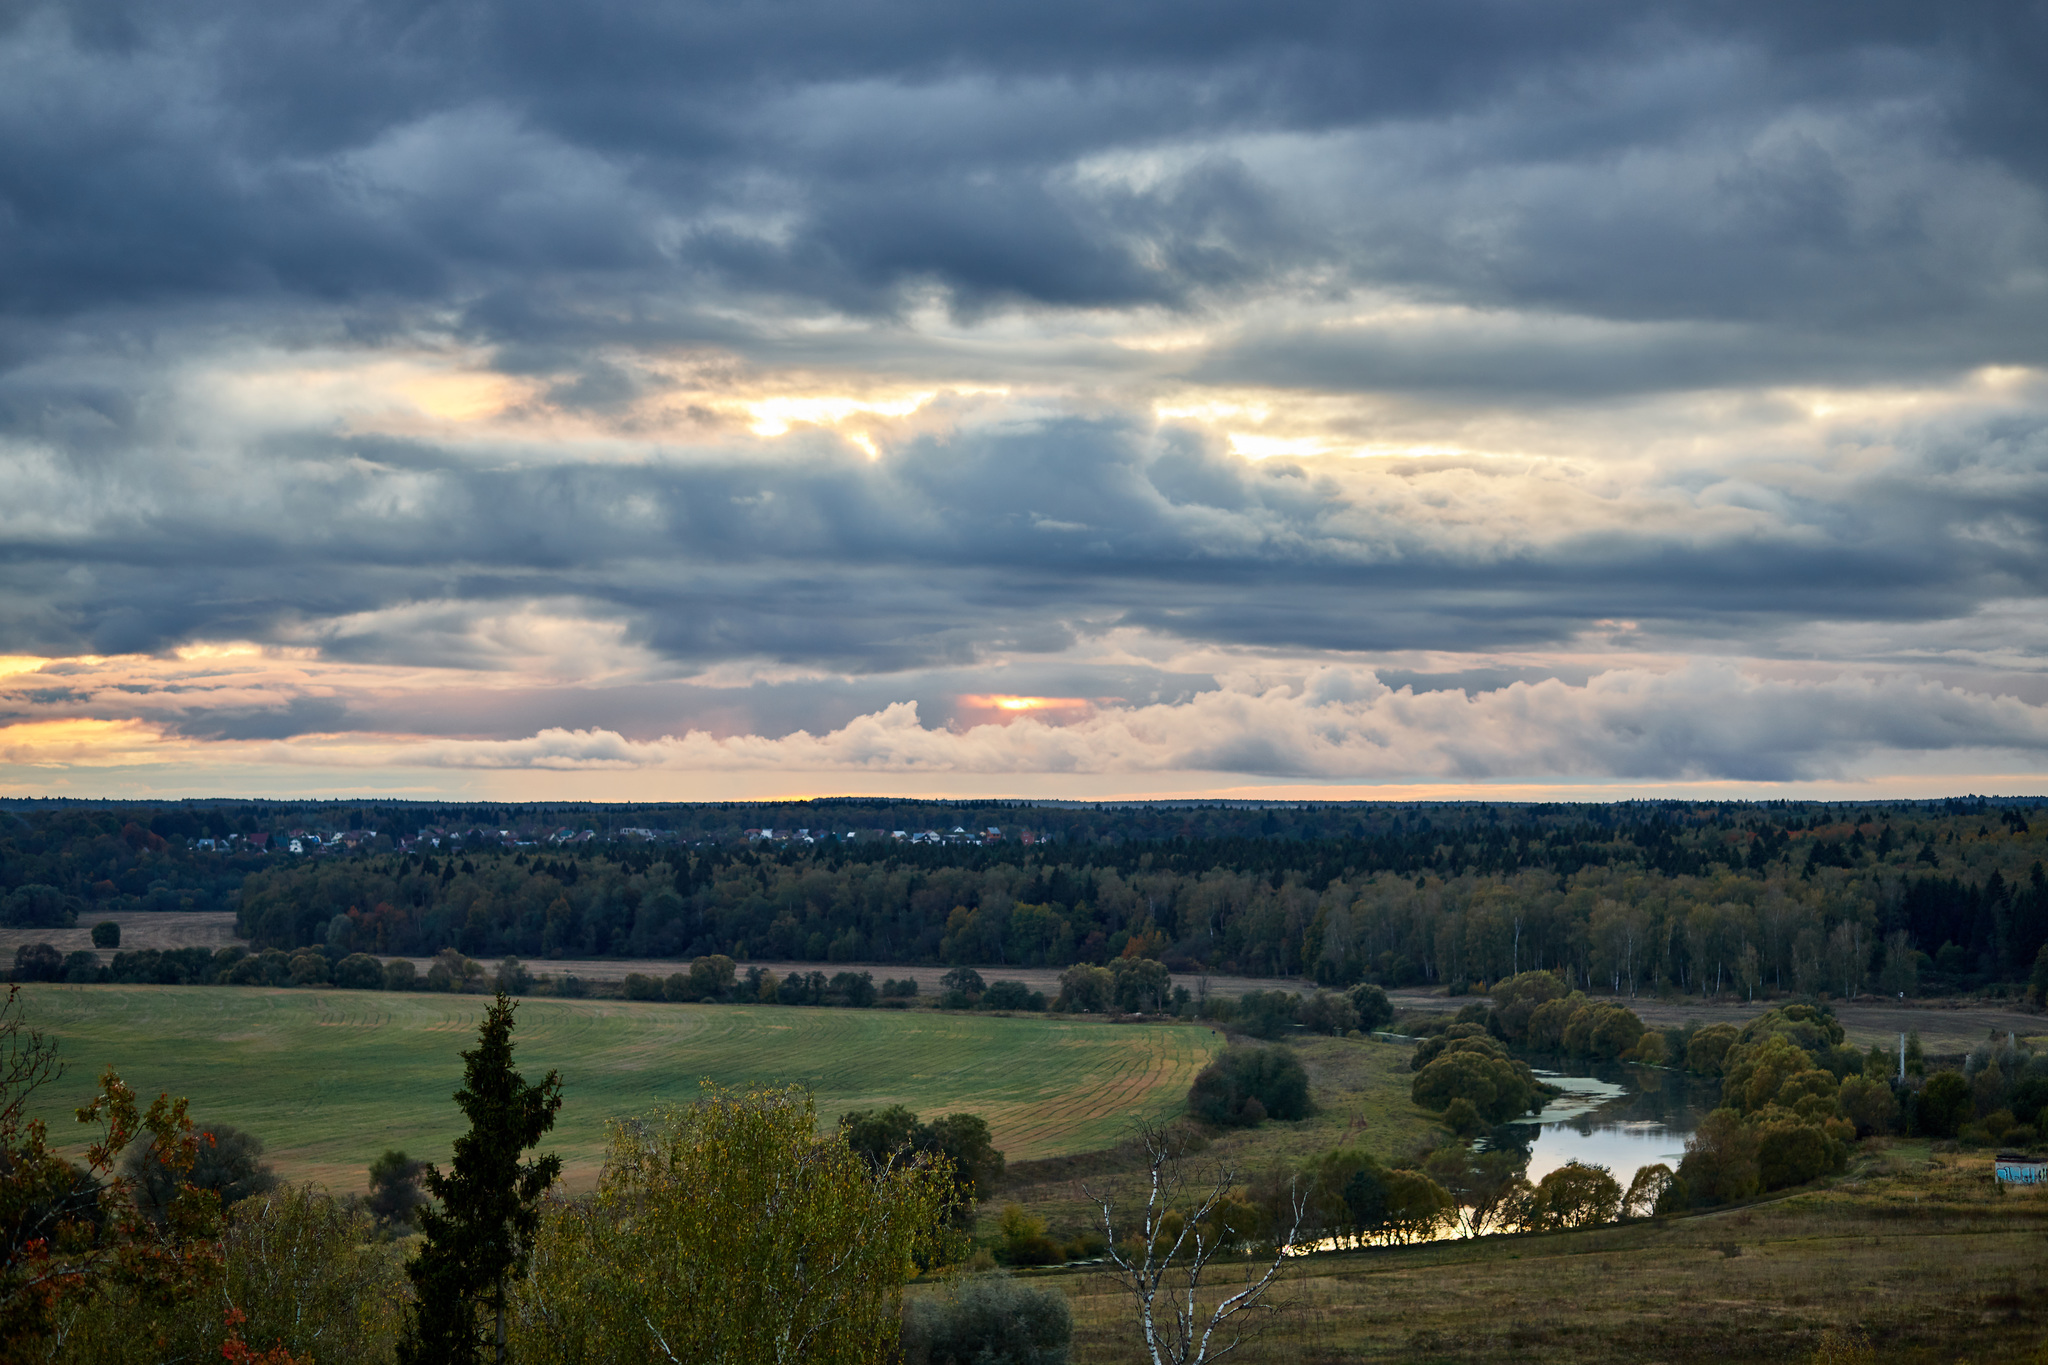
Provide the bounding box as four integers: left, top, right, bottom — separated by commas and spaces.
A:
0, 0, 2042, 372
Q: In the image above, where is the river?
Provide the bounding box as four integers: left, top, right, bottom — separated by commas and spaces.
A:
1494, 1059, 1718, 1191
1289, 1057, 1714, 1252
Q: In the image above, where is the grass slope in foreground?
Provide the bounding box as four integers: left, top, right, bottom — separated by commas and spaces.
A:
1044, 1143, 2048, 1364
17, 985, 1217, 1189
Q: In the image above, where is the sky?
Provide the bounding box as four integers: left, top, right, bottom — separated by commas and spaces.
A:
3, 0, 2048, 803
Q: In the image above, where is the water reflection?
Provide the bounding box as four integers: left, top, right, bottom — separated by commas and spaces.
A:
1289, 1060, 1718, 1255
1494, 1060, 1717, 1192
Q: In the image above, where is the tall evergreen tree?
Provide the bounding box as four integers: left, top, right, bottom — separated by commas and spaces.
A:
398, 993, 561, 1365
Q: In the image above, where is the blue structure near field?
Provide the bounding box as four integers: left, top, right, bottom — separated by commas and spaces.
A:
1994, 1153, 2044, 1185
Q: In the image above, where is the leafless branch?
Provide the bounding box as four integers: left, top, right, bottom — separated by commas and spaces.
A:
1085, 1121, 1306, 1365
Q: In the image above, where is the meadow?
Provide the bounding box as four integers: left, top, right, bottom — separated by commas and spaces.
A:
986, 1032, 1438, 1245
1016, 1143, 2048, 1364
14, 985, 1218, 1189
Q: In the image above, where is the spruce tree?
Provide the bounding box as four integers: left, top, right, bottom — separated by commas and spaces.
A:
398, 993, 562, 1365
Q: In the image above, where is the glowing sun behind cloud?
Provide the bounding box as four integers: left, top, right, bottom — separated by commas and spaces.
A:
956, 695, 1095, 725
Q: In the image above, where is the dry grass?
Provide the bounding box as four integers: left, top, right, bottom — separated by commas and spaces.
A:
1009, 1143, 2048, 1363
0, 909, 240, 963
981, 1033, 1436, 1246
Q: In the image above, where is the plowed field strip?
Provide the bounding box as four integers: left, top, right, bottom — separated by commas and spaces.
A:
17, 986, 1217, 1183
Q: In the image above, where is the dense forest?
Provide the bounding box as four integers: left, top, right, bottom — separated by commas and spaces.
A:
4, 796, 2046, 996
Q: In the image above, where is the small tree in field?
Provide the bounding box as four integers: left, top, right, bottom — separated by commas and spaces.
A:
1086, 1122, 1304, 1365
399, 993, 561, 1365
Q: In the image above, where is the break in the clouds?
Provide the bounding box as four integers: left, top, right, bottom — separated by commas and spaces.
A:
2, 0, 2047, 799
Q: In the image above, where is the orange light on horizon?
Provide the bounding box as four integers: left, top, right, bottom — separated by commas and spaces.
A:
957, 694, 1093, 715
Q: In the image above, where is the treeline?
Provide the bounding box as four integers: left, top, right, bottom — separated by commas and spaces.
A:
7, 797, 2046, 993
218, 802, 2048, 996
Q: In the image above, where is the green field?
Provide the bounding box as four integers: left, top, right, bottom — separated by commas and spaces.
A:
14, 986, 1219, 1191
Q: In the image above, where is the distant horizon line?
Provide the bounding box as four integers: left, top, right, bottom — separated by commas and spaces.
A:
3, 792, 2042, 811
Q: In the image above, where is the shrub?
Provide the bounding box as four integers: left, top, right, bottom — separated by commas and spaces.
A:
383, 958, 418, 991
334, 952, 385, 990
1622, 1031, 1669, 1065
1527, 1161, 1621, 1229
10, 942, 62, 983
1562, 1003, 1645, 1060
1524, 993, 1584, 1051
1188, 1046, 1310, 1127
1488, 970, 1567, 1043
1836, 1075, 1900, 1136
228, 949, 292, 986
828, 971, 879, 1007
980, 979, 1043, 1011
882, 976, 920, 998
1233, 990, 1302, 1039
1053, 964, 1111, 1012
1108, 957, 1172, 1013
688, 954, 737, 1000
367, 1149, 430, 1231
90, 920, 120, 949
1686, 1024, 1740, 1075
1440, 1097, 1484, 1136
1410, 1022, 1496, 1071
61, 950, 103, 984
1378, 1169, 1456, 1243
902, 1270, 1073, 1365
125, 1122, 278, 1218
1, 885, 72, 929
995, 1204, 1063, 1266
288, 950, 331, 986
1411, 1046, 1544, 1124
1297, 990, 1359, 1035
1673, 1108, 1761, 1206
1754, 1116, 1845, 1190
623, 972, 664, 1001
106, 945, 216, 985
1347, 982, 1394, 1031
1918, 1071, 1971, 1138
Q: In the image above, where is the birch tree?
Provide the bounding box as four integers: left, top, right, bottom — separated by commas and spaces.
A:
1085, 1123, 1304, 1365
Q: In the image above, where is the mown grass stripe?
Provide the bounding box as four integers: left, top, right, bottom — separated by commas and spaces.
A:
16, 985, 1216, 1190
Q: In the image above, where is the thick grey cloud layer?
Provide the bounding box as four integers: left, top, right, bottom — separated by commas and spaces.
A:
3, 0, 2048, 784
4, 407, 2045, 670
3, 1, 2043, 349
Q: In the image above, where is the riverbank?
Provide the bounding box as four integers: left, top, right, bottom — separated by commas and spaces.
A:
1029, 1142, 2048, 1363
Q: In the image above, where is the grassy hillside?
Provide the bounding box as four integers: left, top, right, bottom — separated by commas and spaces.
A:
1012, 1143, 2048, 1363
984, 1033, 1438, 1246
15, 985, 1218, 1189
